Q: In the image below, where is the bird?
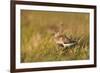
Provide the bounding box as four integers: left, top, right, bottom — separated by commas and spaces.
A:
54, 32, 77, 48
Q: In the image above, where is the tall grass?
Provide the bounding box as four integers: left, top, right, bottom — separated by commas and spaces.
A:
21, 10, 89, 63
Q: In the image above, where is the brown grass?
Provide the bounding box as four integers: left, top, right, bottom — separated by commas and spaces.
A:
21, 10, 89, 63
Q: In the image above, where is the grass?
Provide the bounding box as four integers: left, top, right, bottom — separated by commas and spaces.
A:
21, 10, 90, 63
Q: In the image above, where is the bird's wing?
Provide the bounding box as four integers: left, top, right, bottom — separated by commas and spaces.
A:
63, 43, 75, 47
